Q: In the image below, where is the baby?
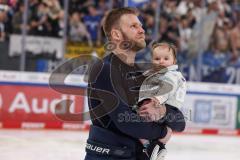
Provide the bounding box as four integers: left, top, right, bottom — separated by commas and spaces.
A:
137, 42, 187, 160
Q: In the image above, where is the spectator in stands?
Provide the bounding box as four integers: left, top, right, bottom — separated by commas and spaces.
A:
29, 2, 51, 36
142, 11, 155, 44
216, 9, 231, 28
29, 0, 39, 20
202, 26, 231, 82
97, 0, 110, 15
70, 0, 97, 15
4, 0, 17, 36
159, 16, 180, 48
44, 0, 62, 20
158, 14, 169, 42
69, 12, 92, 46
217, 0, 232, 18
28, 0, 42, 35
230, 0, 240, 23
83, 5, 102, 46
191, 0, 206, 23
162, 0, 179, 18
69, 0, 82, 14
212, 20, 231, 55
206, 0, 219, 16
0, 11, 6, 41
204, 19, 231, 71
98, 10, 110, 44
43, 0, 63, 37
230, 13, 240, 62
56, 10, 65, 37
176, 0, 192, 16
12, 3, 30, 34
2, 0, 240, 78
186, 9, 196, 28
179, 15, 192, 53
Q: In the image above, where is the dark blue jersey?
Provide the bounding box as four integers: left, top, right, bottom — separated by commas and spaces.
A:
85, 53, 185, 159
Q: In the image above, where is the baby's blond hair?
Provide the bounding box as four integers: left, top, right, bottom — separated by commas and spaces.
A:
151, 42, 177, 63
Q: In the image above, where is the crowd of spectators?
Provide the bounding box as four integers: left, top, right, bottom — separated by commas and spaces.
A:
0, 0, 240, 65
0, 0, 66, 39
0, 0, 109, 45
140, 0, 240, 64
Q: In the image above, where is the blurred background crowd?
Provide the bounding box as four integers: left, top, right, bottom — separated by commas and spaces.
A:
0, 0, 240, 83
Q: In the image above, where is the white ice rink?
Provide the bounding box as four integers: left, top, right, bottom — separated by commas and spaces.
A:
0, 129, 240, 160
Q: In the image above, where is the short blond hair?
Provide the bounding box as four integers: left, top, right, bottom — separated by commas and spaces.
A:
102, 7, 139, 39
151, 42, 177, 62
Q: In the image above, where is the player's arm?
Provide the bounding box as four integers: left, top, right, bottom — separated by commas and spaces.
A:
138, 100, 185, 132
163, 104, 186, 132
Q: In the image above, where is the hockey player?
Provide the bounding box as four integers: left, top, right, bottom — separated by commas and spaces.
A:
85, 7, 186, 160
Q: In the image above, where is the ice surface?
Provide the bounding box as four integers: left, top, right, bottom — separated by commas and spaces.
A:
0, 130, 239, 160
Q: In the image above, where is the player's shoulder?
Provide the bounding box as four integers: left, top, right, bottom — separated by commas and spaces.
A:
89, 53, 112, 80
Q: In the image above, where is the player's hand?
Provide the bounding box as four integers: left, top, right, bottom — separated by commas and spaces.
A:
138, 99, 166, 121
159, 127, 172, 144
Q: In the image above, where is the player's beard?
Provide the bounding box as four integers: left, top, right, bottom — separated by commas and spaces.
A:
121, 31, 146, 52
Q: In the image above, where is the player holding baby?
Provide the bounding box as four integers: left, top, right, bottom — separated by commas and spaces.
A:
136, 42, 187, 160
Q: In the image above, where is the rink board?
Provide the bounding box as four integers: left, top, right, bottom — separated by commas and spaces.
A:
0, 71, 240, 135
0, 71, 87, 130
184, 82, 240, 135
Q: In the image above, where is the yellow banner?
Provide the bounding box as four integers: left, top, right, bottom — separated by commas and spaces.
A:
65, 42, 105, 58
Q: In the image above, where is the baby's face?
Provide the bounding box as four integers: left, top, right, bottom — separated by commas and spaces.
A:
152, 46, 175, 68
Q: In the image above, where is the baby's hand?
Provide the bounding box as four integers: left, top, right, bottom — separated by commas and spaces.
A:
139, 99, 151, 107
